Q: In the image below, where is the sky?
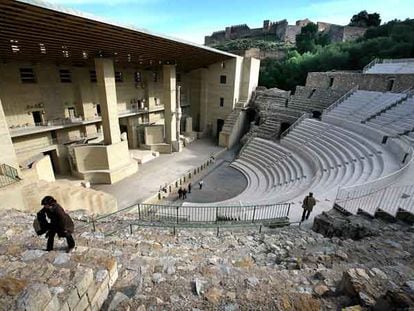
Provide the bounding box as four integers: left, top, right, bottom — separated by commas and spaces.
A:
46, 0, 413, 44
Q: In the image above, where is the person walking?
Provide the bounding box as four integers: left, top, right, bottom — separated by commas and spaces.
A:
188, 182, 192, 194
182, 188, 187, 199
36, 196, 75, 253
178, 187, 183, 199
301, 192, 316, 222
199, 180, 204, 190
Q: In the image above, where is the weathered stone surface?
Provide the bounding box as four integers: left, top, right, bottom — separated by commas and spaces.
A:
0, 277, 27, 296
204, 287, 223, 304
16, 283, 52, 311
108, 292, 129, 311
53, 253, 71, 265
73, 267, 94, 297
313, 284, 330, 296
21, 250, 46, 261
313, 209, 379, 240
0, 208, 413, 310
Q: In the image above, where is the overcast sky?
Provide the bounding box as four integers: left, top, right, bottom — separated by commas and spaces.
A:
46, 0, 413, 44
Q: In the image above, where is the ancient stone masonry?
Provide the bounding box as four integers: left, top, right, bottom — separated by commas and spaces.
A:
205, 18, 366, 46
1, 208, 413, 310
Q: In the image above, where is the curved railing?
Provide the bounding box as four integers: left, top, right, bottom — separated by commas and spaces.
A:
76, 202, 291, 235
335, 136, 414, 203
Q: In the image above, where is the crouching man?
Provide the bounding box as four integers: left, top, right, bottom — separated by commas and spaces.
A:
37, 196, 75, 253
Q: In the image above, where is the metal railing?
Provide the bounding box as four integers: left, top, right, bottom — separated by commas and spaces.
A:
335, 140, 414, 203
280, 112, 310, 138
362, 58, 381, 73
382, 58, 414, 64
322, 86, 358, 115
0, 163, 20, 188
335, 184, 414, 216
78, 202, 291, 235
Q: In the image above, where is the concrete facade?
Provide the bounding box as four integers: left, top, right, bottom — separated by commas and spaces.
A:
0, 55, 259, 184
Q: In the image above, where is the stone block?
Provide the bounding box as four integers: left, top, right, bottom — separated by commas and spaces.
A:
89, 278, 110, 310
73, 292, 89, 311
60, 302, 70, 311
65, 287, 80, 311
109, 267, 118, 288
43, 295, 60, 311
74, 267, 94, 297
16, 283, 52, 311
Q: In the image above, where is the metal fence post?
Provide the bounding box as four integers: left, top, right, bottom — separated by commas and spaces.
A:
176, 206, 179, 224
252, 206, 256, 223
287, 203, 291, 217
138, 204, 141, 220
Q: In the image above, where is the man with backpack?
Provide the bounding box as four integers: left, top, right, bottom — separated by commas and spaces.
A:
36, 196, 75, 253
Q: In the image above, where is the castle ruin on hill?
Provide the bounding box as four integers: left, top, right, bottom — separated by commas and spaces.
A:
204, 18, 367, 46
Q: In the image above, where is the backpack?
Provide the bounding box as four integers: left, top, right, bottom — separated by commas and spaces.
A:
33, 218, 42, 235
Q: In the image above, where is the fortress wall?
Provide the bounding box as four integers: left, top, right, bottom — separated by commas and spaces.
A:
306, 72, 414, 92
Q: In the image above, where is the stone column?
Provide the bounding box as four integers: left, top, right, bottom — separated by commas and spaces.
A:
0, 98, 20, 173
94, 58, 121, 145
74, 68, 96, 121
163, 65, 177, 145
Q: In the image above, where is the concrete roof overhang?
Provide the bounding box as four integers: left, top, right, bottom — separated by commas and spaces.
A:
0, 0, 236, 71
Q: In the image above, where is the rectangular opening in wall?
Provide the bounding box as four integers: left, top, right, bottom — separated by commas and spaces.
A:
96, 104, 101, 116
68, 107, 76, 118
219, 97, 224, 107
20, 68, 36, 83
32, 111, 43, 125
220, 75, 227, 84
387, 79, 395, 91
115, 71, 123, 83
59, 69, 71, 83
90, 70, 97, 83
329, 77, 334, 87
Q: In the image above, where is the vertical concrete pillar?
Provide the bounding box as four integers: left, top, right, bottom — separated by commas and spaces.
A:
199, 68, 209, 132
95, 58, 121, 145
0, 98, 20, 172
74, 68, 97, 121
163, 65, 177, 144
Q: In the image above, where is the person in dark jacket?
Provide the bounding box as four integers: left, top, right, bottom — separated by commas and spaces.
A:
301, 192, 316, 222
37, 196, 75, 252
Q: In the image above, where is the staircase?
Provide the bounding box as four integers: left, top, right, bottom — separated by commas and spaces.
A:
221, 108, 242, 135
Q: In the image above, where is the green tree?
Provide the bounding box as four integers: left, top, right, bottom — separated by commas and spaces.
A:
296, 22, 330, 54
349, 11, 381, 27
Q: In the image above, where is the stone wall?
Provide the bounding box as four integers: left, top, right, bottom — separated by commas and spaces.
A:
205, 19, 366, 46
306, 72, 414, 92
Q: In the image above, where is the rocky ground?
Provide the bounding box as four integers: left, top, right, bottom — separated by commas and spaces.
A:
0, 208, 413, 310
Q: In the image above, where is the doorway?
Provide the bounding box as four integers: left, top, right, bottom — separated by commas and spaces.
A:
32, 111, 43, 125
280, 122, 291, 136
43, 149, 59, 174
217, 119, 224, 141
